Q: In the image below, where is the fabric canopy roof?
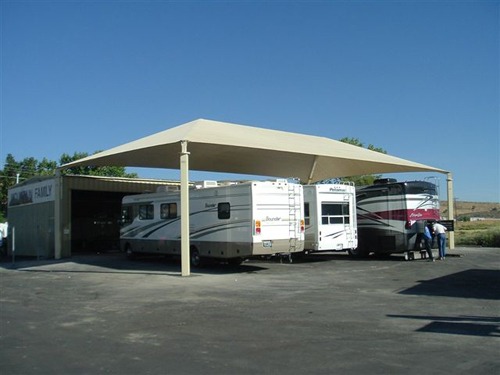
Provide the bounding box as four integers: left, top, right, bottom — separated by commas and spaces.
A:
58, 118, 453, 275
61, 118, 447, 181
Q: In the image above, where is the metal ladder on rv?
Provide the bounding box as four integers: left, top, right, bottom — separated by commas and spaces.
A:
286, 183, 299, 263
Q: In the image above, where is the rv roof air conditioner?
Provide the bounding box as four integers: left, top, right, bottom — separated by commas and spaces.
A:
194, 181, 219, 189
374, 178, 398, 185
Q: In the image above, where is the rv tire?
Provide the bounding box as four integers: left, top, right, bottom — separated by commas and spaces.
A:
348, 247, 369, 258
227, 257, 243, 266
190, 247, 202, 268
125, 244, 136, 260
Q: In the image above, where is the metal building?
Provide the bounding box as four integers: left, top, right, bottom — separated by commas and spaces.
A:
7, 174, 179, 259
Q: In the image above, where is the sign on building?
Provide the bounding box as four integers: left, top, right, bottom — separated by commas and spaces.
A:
8, 179, 55, 207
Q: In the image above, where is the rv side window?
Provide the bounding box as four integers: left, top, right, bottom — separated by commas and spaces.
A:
341, 203, 350, 224
304, 203, 310, 226
388, 185, 403, 196
218, 202, 230, 219
321, 203, 350, 225
161, 203, 177, 219
361, 188, 388, 200
139, 204, 154, 220
329, 217, 343, 224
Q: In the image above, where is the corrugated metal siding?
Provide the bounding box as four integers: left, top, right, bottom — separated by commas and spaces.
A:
8, 201, 54, 258
8, 175, 181, 258
63, 175, 180, 193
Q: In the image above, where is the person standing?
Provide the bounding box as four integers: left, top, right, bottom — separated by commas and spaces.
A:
433, 221, 448, 260
423, 223, 434, 261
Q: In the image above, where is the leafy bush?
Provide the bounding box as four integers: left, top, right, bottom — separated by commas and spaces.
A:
456, 227, 500, 247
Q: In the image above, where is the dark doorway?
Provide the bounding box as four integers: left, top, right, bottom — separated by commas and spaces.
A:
71, 190, 128, 253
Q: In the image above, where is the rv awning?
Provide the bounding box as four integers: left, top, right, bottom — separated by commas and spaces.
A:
61, 118, 447, 180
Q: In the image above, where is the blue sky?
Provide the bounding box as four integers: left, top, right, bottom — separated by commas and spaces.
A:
1, 0, 498, 202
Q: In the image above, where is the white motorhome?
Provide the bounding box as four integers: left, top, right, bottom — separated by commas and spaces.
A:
120, 180, 304, 266
355, 179, 440, 257
303, 183, 358, 253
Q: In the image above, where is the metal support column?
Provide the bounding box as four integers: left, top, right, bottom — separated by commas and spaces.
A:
307, 155, 319, 184
54, 169, 62, 259
446, 172, 455, 249
180, 141, 191, 276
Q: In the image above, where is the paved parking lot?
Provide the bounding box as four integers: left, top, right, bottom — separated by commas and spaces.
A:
1, 247, 499, 374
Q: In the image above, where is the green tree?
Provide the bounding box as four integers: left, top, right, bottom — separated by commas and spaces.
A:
338, 137, 387, 187
59, 152, 138, 178
38, 158, 58, 175
0, 154, 19, 221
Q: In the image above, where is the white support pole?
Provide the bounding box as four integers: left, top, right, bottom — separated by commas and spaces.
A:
307, 155, 319, 184
54, 169, 62, 259
446, 172, 455, 249
180, 141, 191, 276
11, 227, 15, 264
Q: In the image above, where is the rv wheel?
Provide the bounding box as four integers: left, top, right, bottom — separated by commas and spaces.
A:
227, 257, 243, 266
348, 247, 369, 258
125, 244, 136, 260
190, 247, 202, 268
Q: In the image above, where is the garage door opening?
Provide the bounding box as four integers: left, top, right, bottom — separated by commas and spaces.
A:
71, 190, 128, 253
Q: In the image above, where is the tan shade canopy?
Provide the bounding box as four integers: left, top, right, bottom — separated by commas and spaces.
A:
61, 118, 447, 181
58, 118, 453, 275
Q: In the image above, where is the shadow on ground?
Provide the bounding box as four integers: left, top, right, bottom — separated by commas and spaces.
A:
399, 269, 500, 300
388, 314, 500, 337
1, 249, 404, 275
0, 252, 269, 276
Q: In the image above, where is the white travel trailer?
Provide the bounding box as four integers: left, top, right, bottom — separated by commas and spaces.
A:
120, 180, 305, 266
303, 183, 358, 253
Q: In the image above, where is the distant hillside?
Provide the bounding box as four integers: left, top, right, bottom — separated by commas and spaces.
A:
440, 201, 500, 219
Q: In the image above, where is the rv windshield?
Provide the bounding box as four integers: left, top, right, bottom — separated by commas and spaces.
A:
321, 202, 350, 225
405, 182, 438, 196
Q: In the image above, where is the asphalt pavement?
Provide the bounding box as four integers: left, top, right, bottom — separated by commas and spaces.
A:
1, 247, 499, 374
